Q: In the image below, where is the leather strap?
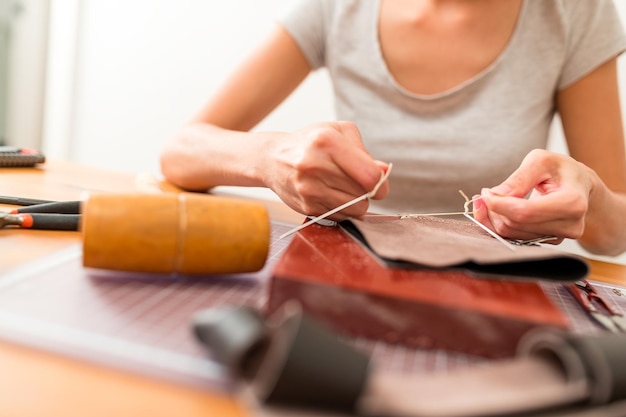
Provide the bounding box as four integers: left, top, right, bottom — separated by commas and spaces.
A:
564, 333, 626, 404
360, 328, 592, 417
193, 304, 626, 417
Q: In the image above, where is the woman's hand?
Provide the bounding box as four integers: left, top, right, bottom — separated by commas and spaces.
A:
261, 121, 389, 220
472, 149, 595, 244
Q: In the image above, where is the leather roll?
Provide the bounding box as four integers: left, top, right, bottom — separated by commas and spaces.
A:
193, 306, 269, 379
566, 333, 626, 405
252, 303, 371, 412
194, 303, 370, 413
519, 328, 626, 405
194, 305, 626, 416
82, 193, 270, 274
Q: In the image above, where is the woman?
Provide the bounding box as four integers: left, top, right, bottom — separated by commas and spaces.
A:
160, 0, 626, 256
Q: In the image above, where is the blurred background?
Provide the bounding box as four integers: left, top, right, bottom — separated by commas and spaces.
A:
1, 0, 626, 262
0, 0, 334, 170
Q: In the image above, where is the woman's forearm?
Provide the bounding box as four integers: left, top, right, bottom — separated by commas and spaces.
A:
579, 169, 626, 256
160, 123, 285, 191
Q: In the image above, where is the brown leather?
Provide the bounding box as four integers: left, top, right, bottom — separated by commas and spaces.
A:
360, 356, 588, 417
270, 222, 569, 358
1, 161, 625, 417
342, 215, 588, 281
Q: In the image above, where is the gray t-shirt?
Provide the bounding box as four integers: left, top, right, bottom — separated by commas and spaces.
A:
278, 0, 626, 214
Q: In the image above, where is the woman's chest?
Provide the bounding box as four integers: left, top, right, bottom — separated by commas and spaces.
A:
377, 0, 523, 95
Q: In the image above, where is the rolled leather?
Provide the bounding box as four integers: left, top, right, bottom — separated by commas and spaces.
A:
193, 303, 626, 417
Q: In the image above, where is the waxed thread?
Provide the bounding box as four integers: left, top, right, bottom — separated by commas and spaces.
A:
279, 164, 393, 239
403, 191, 559, 251
397, 190, 517, 251
280, 170, 543, 252
400, 190, 516, 252
459, 190, 517, 252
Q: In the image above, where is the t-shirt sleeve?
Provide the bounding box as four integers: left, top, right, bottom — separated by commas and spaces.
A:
558, 0, 626, 89
276, 0, 330, 70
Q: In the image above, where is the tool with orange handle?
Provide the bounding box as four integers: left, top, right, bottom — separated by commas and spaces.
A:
81, 193, 270, 275
0, 193, 271, 274
0, 200, 81, 230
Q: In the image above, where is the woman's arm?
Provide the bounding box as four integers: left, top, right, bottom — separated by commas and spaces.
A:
558, 57, 626, 254
160, 23, 312, 190
160, 24, 388, 219
474, 57, 626, 256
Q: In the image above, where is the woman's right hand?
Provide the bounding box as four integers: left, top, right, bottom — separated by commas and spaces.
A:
161, 25, 388, 220
261, 121, 389, 220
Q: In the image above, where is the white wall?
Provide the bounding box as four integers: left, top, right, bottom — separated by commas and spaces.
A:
41, 1, 626, 264
43, 1, 334, 175
4, 0, 49, 149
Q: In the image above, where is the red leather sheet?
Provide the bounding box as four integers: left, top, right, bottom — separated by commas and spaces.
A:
269, 223, 569, 358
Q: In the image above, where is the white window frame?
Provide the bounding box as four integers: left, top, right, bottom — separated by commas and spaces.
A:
4, 0, 50, 150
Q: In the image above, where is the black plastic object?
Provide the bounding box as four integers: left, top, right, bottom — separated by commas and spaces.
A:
25, 213, 81, 231
252, 303, 370, 412
14, 201, 81, 214
567, 333, 626, 404
193, 303, 370, 413
0, 147, 45, 167
0, 196, 53, 206
1, 200, 82, 231
519, 328, 626, 405
193, 305, 269, 379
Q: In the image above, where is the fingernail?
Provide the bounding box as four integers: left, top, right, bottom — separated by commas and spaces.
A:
472, 195, 484, 210
489, 184, 511, 196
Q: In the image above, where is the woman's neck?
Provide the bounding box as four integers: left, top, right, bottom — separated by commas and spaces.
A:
378, 0, 523, 95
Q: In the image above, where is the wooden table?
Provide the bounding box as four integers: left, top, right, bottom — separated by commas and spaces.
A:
0, 160, 304, 417
0, 160, 624, 417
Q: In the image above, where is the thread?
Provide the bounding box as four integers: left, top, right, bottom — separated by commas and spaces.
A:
279, 164, 393, 239
280, 172, 552, 252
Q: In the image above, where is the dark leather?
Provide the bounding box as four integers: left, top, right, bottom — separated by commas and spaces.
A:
194, 304, 626, 417
341, 216, 589, 281
193, 305, 269, 379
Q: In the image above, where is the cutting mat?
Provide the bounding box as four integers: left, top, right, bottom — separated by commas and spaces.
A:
0, 221, 623, 390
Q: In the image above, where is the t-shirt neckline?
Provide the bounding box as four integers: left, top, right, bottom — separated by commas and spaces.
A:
372, 0, 528, 101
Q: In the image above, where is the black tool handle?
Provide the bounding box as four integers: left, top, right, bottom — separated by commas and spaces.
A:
193, 306, 269, 378
13, 201, 81, 214
20, 213, 81, 231
194, 304, 370, 412
0, 196, 54, 206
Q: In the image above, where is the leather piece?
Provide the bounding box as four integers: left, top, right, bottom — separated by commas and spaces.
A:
193, 306, 270, 379
565, 333, 626, 404
252, 303, 370, 412
252, 401, 626, 417
194, 304, 370, 413
195, 305, 626, 417
341, 216, 589, 281
360, 356, 588, 417
270, 222, 568, 358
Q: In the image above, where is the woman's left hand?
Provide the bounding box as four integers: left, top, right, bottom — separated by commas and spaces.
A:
472, 149, 596, 244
